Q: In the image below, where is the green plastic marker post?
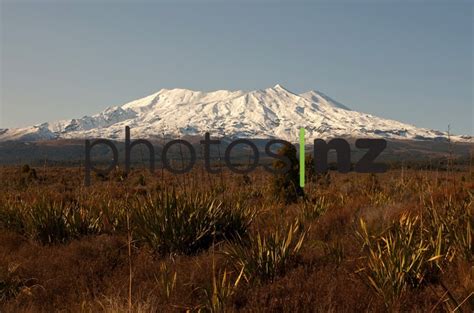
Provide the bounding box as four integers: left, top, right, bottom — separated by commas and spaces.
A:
299, 127, 305, 188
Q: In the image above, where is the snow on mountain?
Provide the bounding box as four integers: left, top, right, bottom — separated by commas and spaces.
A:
0, 85, 471, 142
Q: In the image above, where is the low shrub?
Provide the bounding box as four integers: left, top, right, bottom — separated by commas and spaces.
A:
132, 191, 253, 255
224, 219, 307, 282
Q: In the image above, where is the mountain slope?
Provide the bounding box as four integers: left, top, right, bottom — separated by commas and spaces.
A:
1, 85, 471, 142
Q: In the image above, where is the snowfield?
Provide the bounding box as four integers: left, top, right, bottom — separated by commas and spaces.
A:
1, 84, 471, 142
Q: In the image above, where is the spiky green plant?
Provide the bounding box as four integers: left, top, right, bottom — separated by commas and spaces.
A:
224, 219, 307, 282
27, 200, 71, 244
369, 191, 392, 206
0, 198, 26, 233
154, 262, 177, 301
300, 196, 328, 221
7, 198, 105, 244
133, 191, 253, 255
357, 215, 443, 307
199, 258, 244, 313
423, 194, 473, 264
66, 204, 104, 237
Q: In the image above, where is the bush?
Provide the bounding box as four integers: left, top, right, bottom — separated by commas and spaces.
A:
1, 198, 104, 244
27, 200, 71, 244
423, 193, 473, 263
224, 219, 307, 282
21, 164, 31, 174
199, 260, 244, 312
132, 191, 253, 255
0, 199, 26, 233
356, 193, 473, 309
271, 144, 304, 203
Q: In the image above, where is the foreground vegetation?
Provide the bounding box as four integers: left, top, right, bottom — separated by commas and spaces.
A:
0, 163, 472, 312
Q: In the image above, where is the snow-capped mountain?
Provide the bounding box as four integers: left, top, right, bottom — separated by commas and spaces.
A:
1, 85, 471, 142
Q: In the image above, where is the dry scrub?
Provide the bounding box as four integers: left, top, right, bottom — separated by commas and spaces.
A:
0, 165, 472, 312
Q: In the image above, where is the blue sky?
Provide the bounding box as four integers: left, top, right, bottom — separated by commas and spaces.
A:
1, 1, 472, 135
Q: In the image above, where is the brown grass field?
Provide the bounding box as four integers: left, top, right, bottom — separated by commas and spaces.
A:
0, 161, 472, 312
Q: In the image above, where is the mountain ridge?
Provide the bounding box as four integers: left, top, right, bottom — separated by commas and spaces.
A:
1, 85, 471, 143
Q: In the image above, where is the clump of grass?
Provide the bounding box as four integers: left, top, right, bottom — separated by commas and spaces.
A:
65, 203, 104, 238
300, 196, 328, 221
28, 200, 104, 244
27, 200, 71, 244
133, 191, 253, 255
0, 199, 26, 233
323, 240, 345, 265
199, 257, 244, 312
423, 194, 473, 263
224, 219, 307, 282
0, 263, 36, 302
357, 215, 438, 306
356, 192, 473, 309
368, 190, 392, 206
154, 262, 177, 301
356, 186, 473, 305
0, 197, 104, 244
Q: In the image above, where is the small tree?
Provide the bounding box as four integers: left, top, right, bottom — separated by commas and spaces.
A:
272, 144, 304, 203
20, 164, 38, 182
305, 153, 331, 188
21, 164, 31, 174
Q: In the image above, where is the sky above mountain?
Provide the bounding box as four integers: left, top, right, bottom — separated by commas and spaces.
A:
1, 1, 472, 135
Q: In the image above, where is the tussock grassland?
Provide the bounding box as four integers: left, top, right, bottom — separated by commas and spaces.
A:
0, 164, 472, 312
